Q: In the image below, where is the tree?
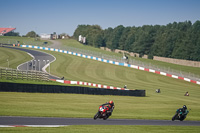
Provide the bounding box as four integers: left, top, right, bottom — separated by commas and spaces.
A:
103, 27, 113, 49
72, 20, 200, 61
94, 33, 104, 47
111, 25, 125, 50
73, 25, 102, 46
125, 27, 136, 52
26, 31, 38, 38
4, 31, 20, 36
118, 27, 131, 50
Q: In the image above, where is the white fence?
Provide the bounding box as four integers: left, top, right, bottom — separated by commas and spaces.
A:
0, 67, 49, 81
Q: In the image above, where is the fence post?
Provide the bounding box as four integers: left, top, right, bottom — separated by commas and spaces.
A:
27, 71, 28, 80
0, 68, 1, 79
22, 71, 24, 80
6, 69, 7, 79
11, 69, 12, 79
16, 70, 18, 79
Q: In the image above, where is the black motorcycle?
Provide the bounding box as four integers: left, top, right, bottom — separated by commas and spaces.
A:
172, 108, 188, 121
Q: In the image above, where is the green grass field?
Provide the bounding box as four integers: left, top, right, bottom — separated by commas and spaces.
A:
0, 38, 200, 131
1, 41, 200, 120
0, 47, 32, 68
0, 36, 52, 46
59, 39, 200, 76
0, 91, 200, 120
1, 125, 200, 133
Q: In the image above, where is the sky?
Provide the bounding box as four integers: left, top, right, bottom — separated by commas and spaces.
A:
1, 0, 200, 36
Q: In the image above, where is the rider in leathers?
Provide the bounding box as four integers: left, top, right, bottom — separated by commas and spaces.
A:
181, 105, 189, 119
101, 101, 115, 117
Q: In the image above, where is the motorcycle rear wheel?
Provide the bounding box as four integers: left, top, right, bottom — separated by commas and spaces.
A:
103, 114, 109, 120
180, 115, 186, 121
103, 117, 108, 120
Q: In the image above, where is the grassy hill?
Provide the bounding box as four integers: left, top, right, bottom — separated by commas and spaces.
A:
0, 36, 52, 46
0, 38, 200, 121
58, 39, 200, 77
0, 46, 32, 68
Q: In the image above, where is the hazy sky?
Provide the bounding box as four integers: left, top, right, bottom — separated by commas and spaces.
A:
1, 0, 200, 36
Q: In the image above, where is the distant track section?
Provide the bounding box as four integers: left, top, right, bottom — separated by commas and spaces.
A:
4, 46, 59, 79
20, 45, 200, 85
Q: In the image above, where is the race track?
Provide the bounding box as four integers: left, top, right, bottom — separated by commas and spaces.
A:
4, 46, 58, 79
0, 116, 200, 126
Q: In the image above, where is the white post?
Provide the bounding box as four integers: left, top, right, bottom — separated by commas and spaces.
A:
34, 60, 37, 71
47, 60, 50, 74
27, 62, 28, 71
49, 62, 50, 74
43, 60, 46, 72
32, 60, 33, 71
38, 60, 40, 71
7, 59, 9, 68
43, 60, 46, 65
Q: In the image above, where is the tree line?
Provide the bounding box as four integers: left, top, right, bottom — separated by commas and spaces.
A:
73, 20, 200, 61
4, 31, 39, 38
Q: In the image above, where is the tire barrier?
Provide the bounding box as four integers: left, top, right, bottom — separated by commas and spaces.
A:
0, 82, 145, 97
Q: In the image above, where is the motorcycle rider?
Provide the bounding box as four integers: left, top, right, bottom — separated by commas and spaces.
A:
178, 105, 189, 120
101, 100, 115, 117
182, 105, 189, 116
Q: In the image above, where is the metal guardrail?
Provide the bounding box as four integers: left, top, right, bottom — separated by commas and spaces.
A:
0, 67, 49, 81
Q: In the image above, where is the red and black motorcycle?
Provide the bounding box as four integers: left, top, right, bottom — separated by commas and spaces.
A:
93, 105, 110, 120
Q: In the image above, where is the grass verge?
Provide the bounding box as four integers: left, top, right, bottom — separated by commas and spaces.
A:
0, 125, 200, 133
0, 92, 200, 121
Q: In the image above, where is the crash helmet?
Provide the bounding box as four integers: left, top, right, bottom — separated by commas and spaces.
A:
183, 105, 187, 110
109, 100, 114, 105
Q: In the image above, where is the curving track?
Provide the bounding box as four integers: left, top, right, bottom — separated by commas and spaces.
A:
4, 46, 59, 79
0, 116, 200, 126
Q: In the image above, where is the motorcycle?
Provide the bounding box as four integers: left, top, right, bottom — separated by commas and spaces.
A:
172, 108, 188, 121
93, 105, 111, 120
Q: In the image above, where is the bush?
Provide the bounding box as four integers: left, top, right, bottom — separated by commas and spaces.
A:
148, 54, 154, 59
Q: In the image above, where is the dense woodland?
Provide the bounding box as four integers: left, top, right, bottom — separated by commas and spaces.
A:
73, 20, 200, 61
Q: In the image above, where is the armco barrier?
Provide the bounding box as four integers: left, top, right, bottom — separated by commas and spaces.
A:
0, 82, 145, 97
20, 45, 200, 85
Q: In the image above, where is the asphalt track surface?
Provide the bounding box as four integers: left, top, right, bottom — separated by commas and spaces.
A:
0, 116, 200, 126
4, 46, 59, 79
